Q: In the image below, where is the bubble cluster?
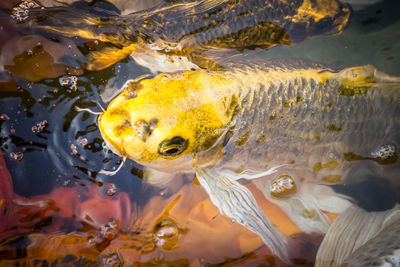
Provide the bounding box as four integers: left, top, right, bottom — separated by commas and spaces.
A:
60, 76, 78, 92
87, 220, 119, 249
102, 142, 109, 153
100, 219, 119, 240
0, 114, 10, 120
87, 235, 97, 246
371, 144, 396, 160
9, 152, 23, 161
100, 253, 121, 267
153, 220, 179, 250
270, 174, 297, 198
31, 120, 48, 133
10, 0, 39, 23
70, 144, 78, 155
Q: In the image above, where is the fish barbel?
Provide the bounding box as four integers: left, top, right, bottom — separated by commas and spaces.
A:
98, 62, 400, 261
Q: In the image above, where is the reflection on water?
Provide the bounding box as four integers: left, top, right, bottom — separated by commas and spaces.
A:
0, 0, 399, 266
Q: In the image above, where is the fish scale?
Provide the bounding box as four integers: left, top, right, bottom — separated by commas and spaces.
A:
138, 0, 301, 44
216, 64, 400, 176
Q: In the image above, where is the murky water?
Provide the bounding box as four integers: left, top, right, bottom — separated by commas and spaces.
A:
0, 0, 399, 266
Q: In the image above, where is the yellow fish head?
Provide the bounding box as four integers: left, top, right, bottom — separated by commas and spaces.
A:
98, 71, 237, 172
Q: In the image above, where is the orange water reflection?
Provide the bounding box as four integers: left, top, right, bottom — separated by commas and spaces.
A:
0, 152, 323, 266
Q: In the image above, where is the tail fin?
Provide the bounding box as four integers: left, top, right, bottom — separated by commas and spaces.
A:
334, 65, 400, 96
316, 204, 400, 266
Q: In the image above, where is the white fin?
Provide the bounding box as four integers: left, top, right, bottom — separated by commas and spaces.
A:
284, 197, 332, 235
316, 204, 400, 267
143, 168, 177, 187
130, 45, 199, 74
142, 168, 185, 196
342, 206, 400, 266
254, 178, 352, 235
101, 74, 151, 103
196, 168, 290, 262
335, 65, 400, 84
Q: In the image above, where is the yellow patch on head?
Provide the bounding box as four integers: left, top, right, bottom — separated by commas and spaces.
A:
99, 70, 238, 171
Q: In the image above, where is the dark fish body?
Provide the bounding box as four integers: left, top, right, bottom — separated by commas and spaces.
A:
131, 0, 351, 47
30, 0, 351, 70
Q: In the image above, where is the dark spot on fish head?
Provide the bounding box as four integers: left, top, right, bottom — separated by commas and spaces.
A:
133, 118, 159, 142
124, 80, 143, 99
114, 117, 132, 137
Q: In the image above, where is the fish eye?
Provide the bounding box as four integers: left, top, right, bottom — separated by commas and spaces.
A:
158, 136, 188, 157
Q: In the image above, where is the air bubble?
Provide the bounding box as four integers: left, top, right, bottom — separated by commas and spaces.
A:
159, 188, 168, 196
105, 183, 117, 196
102, 142, 109, 152
161, 75, 169, 83
60, 76, 78, 92
101, 253, 121, 266
100, 219, 119, 240
80, 138, 88, 146
9, 152, 23, 161
32, 120, 48, 133
0, 114, 10, 120
153, 220, 179, 250
10, 1, 39, 23
70, 144, 78, 155
270, 174, 297, 198
87, 236, 97, 246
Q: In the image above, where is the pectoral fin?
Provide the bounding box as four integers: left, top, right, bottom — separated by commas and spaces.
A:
196, 168, 289, 262
254, 175, 351, 235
